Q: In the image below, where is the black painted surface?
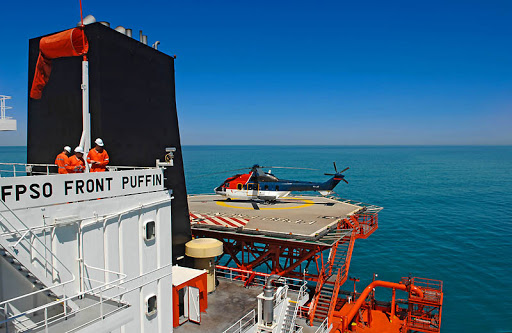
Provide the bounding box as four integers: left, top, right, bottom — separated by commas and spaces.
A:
27, 23, 191, 262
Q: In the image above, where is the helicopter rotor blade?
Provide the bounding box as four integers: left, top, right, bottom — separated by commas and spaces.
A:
333, 162, 338, 173
261, 166, 318, 170
188, 167, 251, 179
342, 178, 349, 184
339, 167, 349, 173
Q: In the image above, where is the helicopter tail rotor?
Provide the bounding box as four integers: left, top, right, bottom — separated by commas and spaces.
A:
324, 162, 349, 184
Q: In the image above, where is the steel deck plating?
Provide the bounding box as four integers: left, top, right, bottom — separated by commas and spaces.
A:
188, 195, 363, 241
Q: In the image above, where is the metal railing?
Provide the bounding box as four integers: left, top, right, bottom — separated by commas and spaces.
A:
222, 309, 256, 333
0, 162, 57, 177
0, 196, 171, 331
285, 282, 308, 333
215, 265, 305, 291
0, 200, 76, 326
0, 162, 159, 177
314, 317, 332, 333
1, 263, 171, 332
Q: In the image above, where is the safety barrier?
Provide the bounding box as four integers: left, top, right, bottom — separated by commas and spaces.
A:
222, 309, 256, 333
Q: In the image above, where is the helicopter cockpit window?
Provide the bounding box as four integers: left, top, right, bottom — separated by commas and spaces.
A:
237, 183, 242, 190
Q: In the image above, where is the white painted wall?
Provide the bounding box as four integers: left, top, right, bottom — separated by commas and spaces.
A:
0, 169, 174, 333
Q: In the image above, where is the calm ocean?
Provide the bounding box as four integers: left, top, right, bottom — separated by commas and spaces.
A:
1, 145, 511, 332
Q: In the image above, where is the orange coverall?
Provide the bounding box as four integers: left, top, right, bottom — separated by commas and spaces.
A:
68, 155, 85, 173
87, 148, 109, 172
55, 152, 70, 174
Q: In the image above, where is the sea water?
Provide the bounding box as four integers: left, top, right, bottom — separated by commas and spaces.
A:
1, 145, 511, 332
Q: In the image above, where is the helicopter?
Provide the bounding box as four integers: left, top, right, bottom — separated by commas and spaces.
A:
214, 162, 349, 202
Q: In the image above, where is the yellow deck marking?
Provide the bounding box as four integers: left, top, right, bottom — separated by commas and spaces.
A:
216, 198, 314, 210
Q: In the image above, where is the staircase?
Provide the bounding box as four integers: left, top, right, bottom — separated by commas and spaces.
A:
310, 283, 335, 325
327, 232, 353, 277
281, 283, 307, 333
0, 202, 77, 330
309, 231, 356, 325
0, 245, 59, 298
281, 300, 295, 333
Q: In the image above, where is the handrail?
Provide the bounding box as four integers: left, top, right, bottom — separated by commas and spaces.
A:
314, 317, 332, 333
0, 197, 171, 319
0, 201, 76, 310
0, 162, 160, 178
286, 281, 308, 333
1, 263, 172, 330
222, 309, 255, 333
327, 268, 342, 325
27, 268, 172, 331
0, 200, 74, 277
308, 265, 327, 324
215, 265, 305, 290
275, 285, 289, 329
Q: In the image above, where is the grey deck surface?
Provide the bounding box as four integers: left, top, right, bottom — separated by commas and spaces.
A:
175, 278, 320, 333
33, 294, 125, 333
189, 195, 362, 238
174, 279, 261, 333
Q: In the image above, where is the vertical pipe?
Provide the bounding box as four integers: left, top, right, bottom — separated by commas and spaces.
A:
80, 60, 91, 171
390, 288, 396, 322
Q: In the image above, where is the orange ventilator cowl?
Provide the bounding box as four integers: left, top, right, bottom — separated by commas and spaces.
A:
30, 28, 89, 99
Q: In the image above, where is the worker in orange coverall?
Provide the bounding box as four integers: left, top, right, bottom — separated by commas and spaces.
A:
68, 146, 86, 173
87, 138, 109, 172
55, 146, 71, 174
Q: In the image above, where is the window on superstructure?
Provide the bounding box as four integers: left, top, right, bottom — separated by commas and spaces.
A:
146, 295, 157, 316
237, 183, 242, 190
144, 221, 156, 241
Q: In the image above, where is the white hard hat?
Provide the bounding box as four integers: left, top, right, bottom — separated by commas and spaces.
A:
64, 146, 71, 153
74, 146, 84, 154
95, 138, 104, 146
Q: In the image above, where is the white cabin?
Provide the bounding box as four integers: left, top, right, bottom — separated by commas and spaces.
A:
0, 166, 173, 332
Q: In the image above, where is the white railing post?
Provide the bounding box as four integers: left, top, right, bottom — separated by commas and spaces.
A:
100, 290, 103, 319
44, 307, 48, 333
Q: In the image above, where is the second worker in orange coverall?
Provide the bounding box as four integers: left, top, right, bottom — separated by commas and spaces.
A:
55, 146, 72, 174
87, 138, 109, 172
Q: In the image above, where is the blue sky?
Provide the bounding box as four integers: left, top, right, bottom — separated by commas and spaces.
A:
0, 0, 510, 145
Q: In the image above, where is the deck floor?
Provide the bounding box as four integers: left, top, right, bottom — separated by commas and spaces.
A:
174, 279, 261, 333
188, 195, 362, 238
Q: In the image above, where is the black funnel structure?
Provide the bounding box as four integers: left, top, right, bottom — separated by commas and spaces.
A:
27, 22, 191, 263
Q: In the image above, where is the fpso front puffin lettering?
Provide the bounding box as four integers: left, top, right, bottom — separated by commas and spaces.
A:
1, 182, 53, 202
64, 177, 113, 195
122, 174, 162, 189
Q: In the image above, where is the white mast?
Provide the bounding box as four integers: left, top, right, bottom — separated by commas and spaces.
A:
79, 60, 91, 170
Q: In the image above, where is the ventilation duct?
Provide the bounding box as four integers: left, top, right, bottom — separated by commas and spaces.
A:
114, 26, 126, 34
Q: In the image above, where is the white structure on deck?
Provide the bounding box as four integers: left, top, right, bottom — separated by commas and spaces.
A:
0, 96, 16, 131
0, 166, 173, 332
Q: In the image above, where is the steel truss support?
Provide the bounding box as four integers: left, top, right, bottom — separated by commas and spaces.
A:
191, 212, 378, 282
